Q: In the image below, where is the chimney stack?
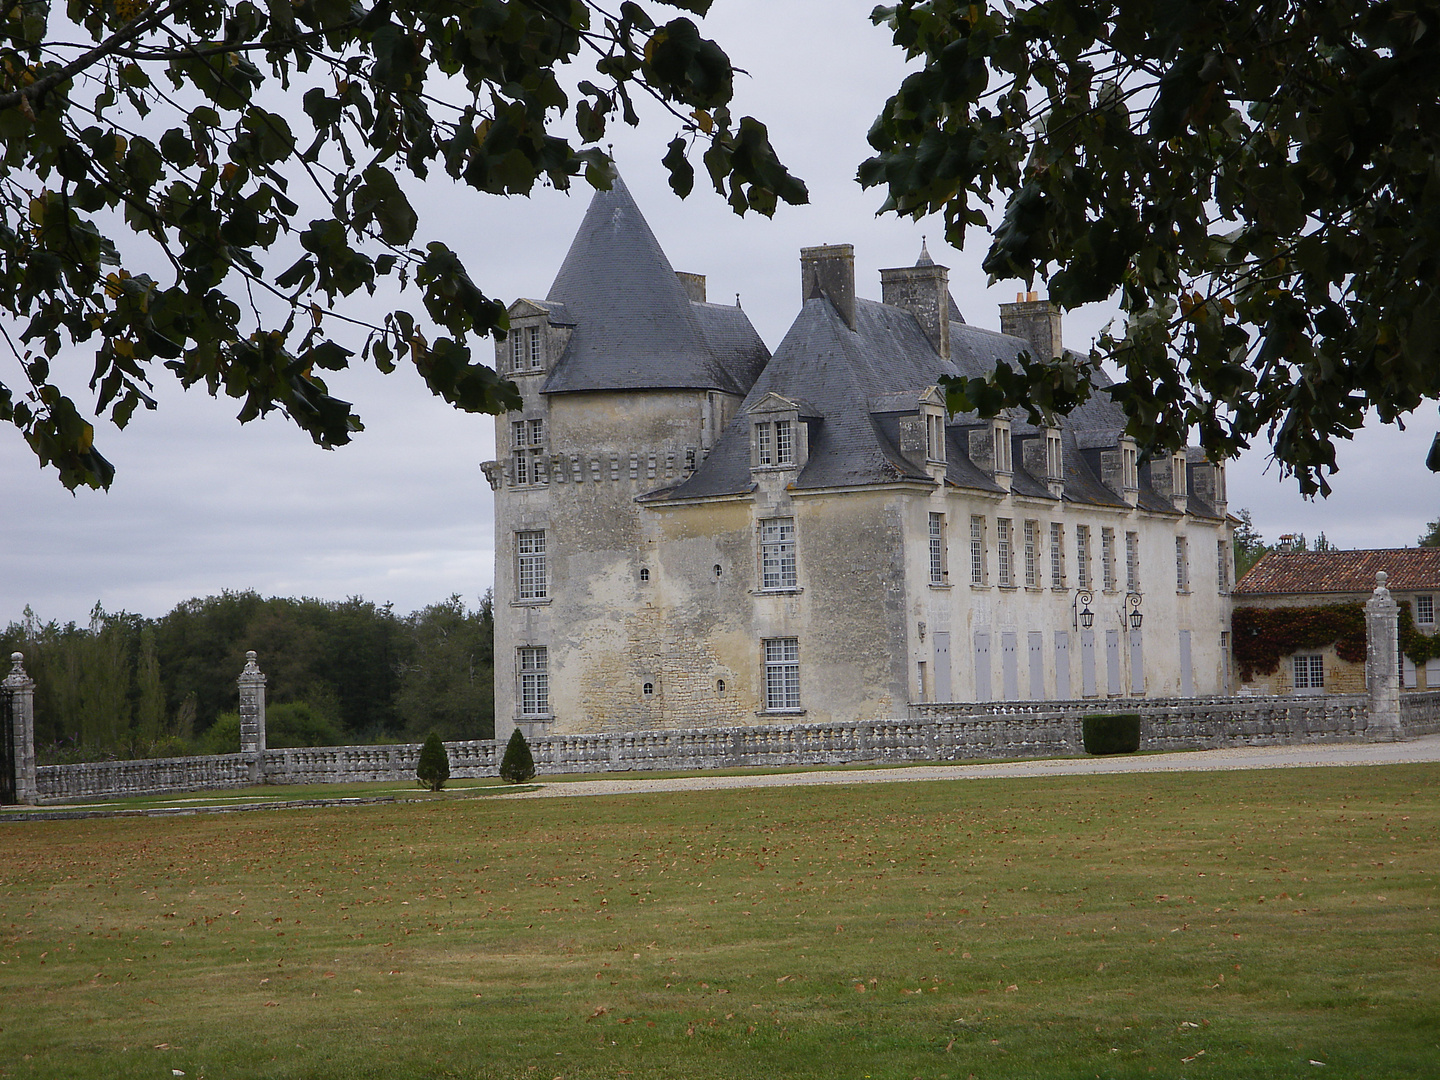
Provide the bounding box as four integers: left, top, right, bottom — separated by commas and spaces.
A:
880, 243, 950, 360
800, 244, 856, 330
999, 293, 1063, 361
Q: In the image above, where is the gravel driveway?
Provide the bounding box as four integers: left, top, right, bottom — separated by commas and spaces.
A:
499, 733, 1440, 800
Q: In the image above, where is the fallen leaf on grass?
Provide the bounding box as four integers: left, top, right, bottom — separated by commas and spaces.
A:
1310, 1061, 1326, 1067
1182, 1050, 1206, 1063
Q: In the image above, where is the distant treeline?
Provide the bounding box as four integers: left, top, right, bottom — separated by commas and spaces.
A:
2, 591, 494, 763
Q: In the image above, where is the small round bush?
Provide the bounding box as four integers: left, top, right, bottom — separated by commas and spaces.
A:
416, 732, 451, 791
499, 728, 536, 784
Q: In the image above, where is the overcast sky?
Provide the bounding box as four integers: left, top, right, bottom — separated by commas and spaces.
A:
5, 1, 1437, 629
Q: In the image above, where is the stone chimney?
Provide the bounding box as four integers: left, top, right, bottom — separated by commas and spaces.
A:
999, 292, 1063, 361
801, 244, 856, 330
676, 271, 706, 303
880, 242, 950, 359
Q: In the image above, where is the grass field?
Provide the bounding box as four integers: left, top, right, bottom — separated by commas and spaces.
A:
1, 764, 1438, 1079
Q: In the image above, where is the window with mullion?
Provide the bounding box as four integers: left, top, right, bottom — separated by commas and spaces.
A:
764, 638, 800, 710
760, 518, 797, 590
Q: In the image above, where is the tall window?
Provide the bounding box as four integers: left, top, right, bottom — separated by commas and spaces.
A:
764, 638, 801, 710
926, 413, 946, 463
1050, 522, 1065, 588
516, 530, 547, 600
1125, 531, 1140, 591
997, 518, 1013, 587
929, 512, 947, 584
510, 332, 525, 372
993, 420, 1012, 473
1076, 525, 1091, 589
1046, 431, 1063, 479
760, 518, 797, 590
1101, 527, 1116, 591
775, 419, 794, 464
518, 646, 549, 714
1172, 452, 1188, 497
755, 420, 795, 466
1418, 596, 1435, 625
1218, 539, 1230, 593
1023, 520, 1038, 587
1121, 442, 1138, 490
527, 326, 542, 369
1293, 653, 1324, 691
1175, 536, 1190, 592
511, 418, 546, 486
970, 516, 986, 585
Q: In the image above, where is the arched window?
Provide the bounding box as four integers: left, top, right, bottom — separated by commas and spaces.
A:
714, 564, 723, 578
716, 679, 726, 693
639, 567, 650, 582
643, 682, 654, 696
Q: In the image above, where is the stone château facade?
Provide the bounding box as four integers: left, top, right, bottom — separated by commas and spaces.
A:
482, 177, 1234, 742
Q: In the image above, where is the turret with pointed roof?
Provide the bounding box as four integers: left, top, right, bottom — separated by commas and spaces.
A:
537, 174, 767, 396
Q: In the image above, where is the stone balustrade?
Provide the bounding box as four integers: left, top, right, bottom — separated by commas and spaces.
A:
25, 689, 1440, 804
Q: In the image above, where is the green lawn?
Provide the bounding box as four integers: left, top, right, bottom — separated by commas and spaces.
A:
1, 764, 1437, 1079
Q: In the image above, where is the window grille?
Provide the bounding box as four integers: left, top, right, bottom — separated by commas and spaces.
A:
1101, 528, 1116, 591
518, 646, 549, 713
1023, 520, 1038, 587
516, 531, 547, 600
764, 638, 800, 710
1126, 531, 1140, 591
929, 513, 946, 584
1293, 654, 1324, 691
1176, 536, 1190, 592
997, 519, 1013, 587
1419, 596, 1434, 625
775, 420, 794, 464
1050, 522, 1065, 588
970, 516, 986, 584
1076, 525, 1091, 589
760, 518, 797, 590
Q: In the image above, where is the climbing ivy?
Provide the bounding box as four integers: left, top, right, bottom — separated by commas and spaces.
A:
1232, 604, 1366, 683
1399, 604, 1440, 668
1234, 600, 1440, 682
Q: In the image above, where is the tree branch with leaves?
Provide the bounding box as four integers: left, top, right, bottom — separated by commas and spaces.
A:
863, 0, 1440, 495
0, 0, 806, 488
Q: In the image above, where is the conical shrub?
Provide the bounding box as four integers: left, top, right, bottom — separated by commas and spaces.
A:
499, 728, 536, 784
416, 732, 451, 791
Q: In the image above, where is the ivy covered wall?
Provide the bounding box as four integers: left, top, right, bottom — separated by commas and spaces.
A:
1233, 599, 1440, 683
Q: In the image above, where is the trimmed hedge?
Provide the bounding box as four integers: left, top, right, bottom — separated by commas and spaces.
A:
1082, 714, 1141, 755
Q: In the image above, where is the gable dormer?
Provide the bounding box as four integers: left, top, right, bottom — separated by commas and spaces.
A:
499, 299, 573, 380
896, 386, 948, 478
965, 416, 1014, 491
1099, 435, 1140, 506
748, 392, 808, 471
1148, 449, 1190, 512
1021, 425, 1065, 499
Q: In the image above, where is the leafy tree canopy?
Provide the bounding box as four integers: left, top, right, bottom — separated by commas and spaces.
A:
0, 0, 805, 489
863, 0, 1440, 495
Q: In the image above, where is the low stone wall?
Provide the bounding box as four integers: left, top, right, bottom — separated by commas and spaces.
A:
31, 689, 1440, 803
1400, 690, 1440, 736
37, 753, 254, 801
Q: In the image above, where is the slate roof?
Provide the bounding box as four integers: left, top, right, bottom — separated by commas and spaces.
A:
1234, 548, 1440, 597
663, 266, 1194, 510
539, 175, 767, 396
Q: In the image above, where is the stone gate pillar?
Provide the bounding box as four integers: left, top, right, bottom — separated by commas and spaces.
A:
237, 650, 267, 783
3, 653, 37, 805
1365, 572, 1403, 741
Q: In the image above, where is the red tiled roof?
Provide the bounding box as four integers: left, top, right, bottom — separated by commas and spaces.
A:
1233, 548, 1440, 596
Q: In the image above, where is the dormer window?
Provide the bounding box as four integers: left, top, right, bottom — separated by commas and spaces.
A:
1046, 430, 1063, 480
993, 419, 1012, 474
924, 411, 946, 464
748, 393, 807, 471
509, 324, 544, 373
1121, 439, 1139, 491
1172, 452, 1188, 498
755, 418, 796, 466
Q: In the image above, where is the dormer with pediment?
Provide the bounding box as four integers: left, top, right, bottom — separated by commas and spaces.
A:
966, 414, 1014, 492
497, 298, 574, 386
748, 392, 809, 473
896, 386, 948, 482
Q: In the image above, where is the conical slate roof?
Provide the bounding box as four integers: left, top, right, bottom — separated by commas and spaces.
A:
540, 175, 764, 395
